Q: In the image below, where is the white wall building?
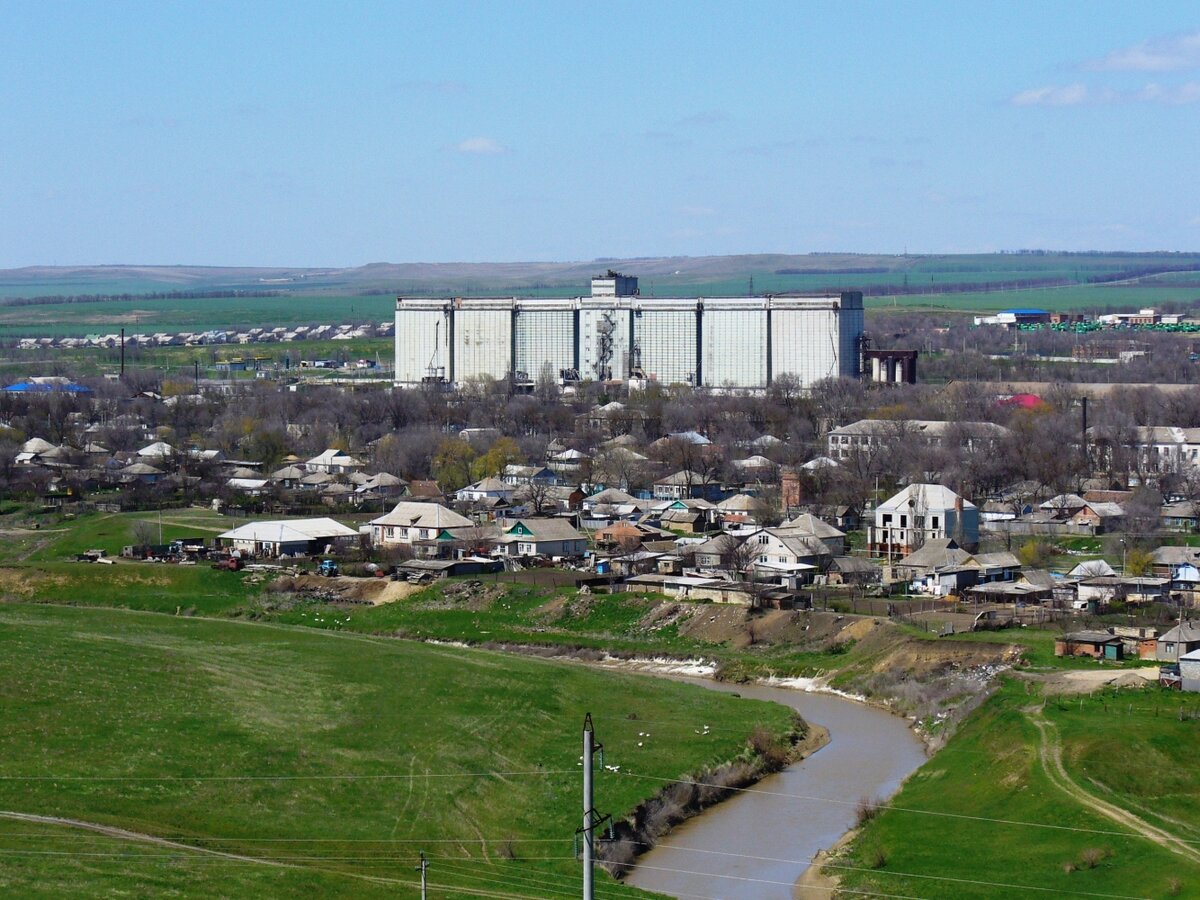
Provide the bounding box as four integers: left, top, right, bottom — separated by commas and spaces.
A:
869, 484, 979, 556
395, 275, 864, 390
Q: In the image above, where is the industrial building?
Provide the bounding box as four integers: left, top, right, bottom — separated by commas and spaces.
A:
394, 274, 864, 390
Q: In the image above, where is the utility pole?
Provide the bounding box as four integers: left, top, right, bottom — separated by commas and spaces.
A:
582, 713, 595, 900
576, 714, 611, 900
416, 850, 428, 900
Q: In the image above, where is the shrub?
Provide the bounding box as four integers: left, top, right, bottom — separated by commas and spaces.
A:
855, 796, 882, 827
1079, 847, 1110, 869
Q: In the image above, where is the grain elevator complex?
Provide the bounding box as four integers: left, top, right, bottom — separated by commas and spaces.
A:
394, 273, 865, 390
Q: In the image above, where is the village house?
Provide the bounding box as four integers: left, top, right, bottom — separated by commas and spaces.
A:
1179, 648, 1200, 692
305, 449, 366, 475
501, 464, 560, 487
369, 501, 476, 552
693, 533, 745, 570
826, 418, 1008, 461
592, 520, 668, 551
218, 517, 360, 557
497, 518, 588, 558
1161, 500, 1200, 532
716, 494, 771, 530
455, 476, 515, 504
579, 401, 649, 438
868, 484, 979, 557
1152, 546, 1200, 597
652, 470, 723, 502
1156, 621, 1200, 662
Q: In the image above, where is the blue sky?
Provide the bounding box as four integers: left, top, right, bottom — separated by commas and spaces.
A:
3, 1, 1200, 266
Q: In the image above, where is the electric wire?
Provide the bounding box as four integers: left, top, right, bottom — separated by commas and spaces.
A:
610, 770, 1200, 845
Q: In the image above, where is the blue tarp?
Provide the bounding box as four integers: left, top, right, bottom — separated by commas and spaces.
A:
3, 381, 92, 393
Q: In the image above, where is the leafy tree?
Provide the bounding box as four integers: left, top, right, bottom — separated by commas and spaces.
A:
432, 439, 476, 491
470, 437, 522, 480
1125, 547, 1154, 576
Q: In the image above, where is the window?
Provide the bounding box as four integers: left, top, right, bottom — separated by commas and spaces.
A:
758, 534, 769, 545
759, 555, 767, 563
882, 514, 892, 525
931, 516, 939, 529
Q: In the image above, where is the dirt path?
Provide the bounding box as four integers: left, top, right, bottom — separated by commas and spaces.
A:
0, 809, 297, 868
1025, 708, 1200, 864
0, 810, 418, 891
1023, 667, 1158, 695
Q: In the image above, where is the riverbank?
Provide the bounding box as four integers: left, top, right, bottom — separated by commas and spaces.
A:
598, 717, 830, 877
621, 678, 927, 900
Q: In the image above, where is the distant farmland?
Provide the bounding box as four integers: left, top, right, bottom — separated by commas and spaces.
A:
2, 252, 1200, 336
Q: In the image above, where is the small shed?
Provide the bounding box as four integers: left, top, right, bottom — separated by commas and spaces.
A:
1056, 631, 1124, 660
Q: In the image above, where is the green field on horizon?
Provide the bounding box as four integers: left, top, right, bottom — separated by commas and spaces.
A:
4, 252, 1200, 336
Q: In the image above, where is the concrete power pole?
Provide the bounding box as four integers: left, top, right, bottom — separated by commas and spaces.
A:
578, 713, 612, 900
582, 713, 595, 900
416, 850, 427, 900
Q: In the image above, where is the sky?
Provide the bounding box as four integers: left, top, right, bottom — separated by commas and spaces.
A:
3, 1, 1200, 266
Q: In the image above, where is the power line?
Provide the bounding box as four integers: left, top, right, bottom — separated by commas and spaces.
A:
434, 861, 588, 899
619, 861, 927, 899
0, 769, 577, 782
648, 842, 1155, 900
610, 770, 1200, 845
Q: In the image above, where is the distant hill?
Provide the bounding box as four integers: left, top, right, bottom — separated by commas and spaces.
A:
3, 251, 1200, 301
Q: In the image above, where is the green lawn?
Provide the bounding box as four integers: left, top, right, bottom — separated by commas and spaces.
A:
0, 603, 796, 898
837, 679, 1200, 898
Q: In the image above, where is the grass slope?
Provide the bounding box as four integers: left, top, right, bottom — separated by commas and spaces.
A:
837, 680, 1200, 898
0, 603, 794, 898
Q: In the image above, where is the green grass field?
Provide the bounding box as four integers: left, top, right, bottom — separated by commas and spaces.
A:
4, 252, 1200, 337
837, 679, 1200, 898
0, 603, 795, 898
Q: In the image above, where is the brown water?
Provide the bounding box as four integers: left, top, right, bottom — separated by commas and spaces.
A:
623, 679, 926, 900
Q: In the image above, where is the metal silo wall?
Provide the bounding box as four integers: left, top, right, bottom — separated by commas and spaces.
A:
635, 307, 697, 385
771, 305, 839, 386
513, 308, 575, 380
394, 305, 449, 384
454, 306, 513, 381
701, 304, 768, 388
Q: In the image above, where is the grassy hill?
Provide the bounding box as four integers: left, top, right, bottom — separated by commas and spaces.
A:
0, 603, 795, 898
835, 679, 1200, 898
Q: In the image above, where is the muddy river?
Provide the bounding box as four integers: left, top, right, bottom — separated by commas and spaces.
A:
623, 679, 926, 899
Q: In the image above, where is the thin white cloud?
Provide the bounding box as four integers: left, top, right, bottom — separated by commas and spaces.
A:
1010, 81, 1200, 107
1089, 30, 1200, 72
455, 137, 507, 155
1010, 83, 1089, 106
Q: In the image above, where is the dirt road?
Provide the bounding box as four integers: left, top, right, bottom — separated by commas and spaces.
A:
0, 809, 295, 868
1025, 708, 1200, 864
1025, 667, 1158, 695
